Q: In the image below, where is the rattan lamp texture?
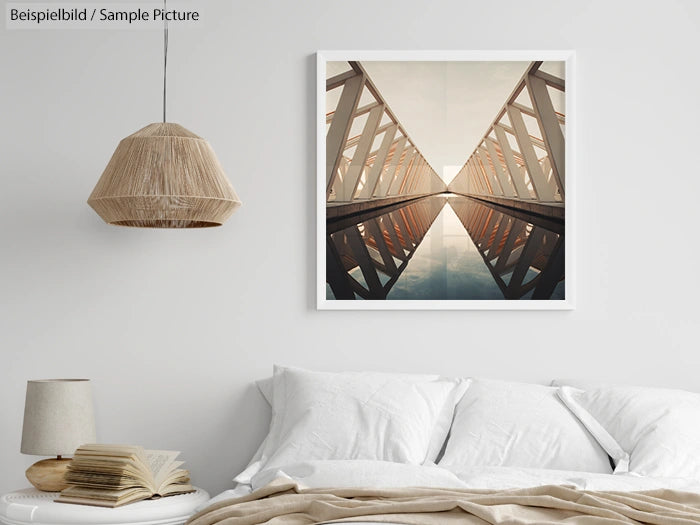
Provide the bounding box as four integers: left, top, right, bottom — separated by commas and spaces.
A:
88, 122, 241, 228
88, 0, 240, 228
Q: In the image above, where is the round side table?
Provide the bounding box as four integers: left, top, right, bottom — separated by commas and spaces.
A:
0, 488, 210, 525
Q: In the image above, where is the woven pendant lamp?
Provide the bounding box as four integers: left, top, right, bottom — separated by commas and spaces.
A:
88, 123, 240, 227
88, 2, 240, 228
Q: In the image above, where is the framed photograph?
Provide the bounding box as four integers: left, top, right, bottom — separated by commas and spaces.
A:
317, 51, 575, 310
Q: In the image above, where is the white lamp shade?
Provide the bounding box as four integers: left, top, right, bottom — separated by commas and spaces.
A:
21, 379, 96, 457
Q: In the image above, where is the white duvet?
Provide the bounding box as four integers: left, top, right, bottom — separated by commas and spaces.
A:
203, 460, 700, 523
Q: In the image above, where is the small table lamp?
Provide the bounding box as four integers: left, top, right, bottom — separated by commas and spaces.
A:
20, 379, 96, 492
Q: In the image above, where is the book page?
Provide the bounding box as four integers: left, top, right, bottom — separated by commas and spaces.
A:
76, 444, 143, 457
69, 444, 150, 489
145, 449, 180, 490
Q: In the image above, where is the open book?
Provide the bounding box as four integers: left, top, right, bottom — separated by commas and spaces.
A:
55, 444, 194, 507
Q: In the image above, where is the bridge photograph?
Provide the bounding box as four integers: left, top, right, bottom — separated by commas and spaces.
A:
318, 52, 570, 309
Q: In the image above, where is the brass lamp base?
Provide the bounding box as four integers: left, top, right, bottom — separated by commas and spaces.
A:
25, 457, 72, 492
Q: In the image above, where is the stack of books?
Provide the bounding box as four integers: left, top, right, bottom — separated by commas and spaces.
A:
56, 444, 194, 507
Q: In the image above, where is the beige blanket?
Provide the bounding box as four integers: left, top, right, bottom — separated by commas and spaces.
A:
187, 479, 700, 525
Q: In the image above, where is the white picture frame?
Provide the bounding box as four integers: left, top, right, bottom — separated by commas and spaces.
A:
317, 50, 575, 310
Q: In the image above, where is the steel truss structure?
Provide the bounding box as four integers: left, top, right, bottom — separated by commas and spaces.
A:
326, 61, 446, 207
326, 197, 444, 299
447, 62, 565, 210
326, 196, 564, 300
319, 51, 572, 309
449, 198, 564, 299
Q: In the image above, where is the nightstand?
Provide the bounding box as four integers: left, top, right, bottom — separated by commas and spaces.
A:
0, 487, 210, 525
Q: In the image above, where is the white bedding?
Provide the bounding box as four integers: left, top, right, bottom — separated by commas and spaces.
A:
203, 460, 700, 523
440, 378, 612, 472
253, 366, 467, 480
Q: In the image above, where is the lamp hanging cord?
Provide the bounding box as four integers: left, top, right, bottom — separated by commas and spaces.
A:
162, 0, 168, 122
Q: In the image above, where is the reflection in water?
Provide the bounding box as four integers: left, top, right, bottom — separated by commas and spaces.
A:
326, 195, 564, 300
448, 198, 565, 300
326, 198, 444, 299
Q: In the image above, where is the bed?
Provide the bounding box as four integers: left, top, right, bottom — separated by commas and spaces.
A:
188, 367, 700, 525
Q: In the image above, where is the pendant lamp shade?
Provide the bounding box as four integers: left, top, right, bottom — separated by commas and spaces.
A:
88, 122, 241, 228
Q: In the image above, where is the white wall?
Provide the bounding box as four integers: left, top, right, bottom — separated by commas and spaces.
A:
2, 0, 699, 496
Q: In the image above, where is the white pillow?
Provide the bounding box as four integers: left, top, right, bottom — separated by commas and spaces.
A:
232, 380, 273, 484
557, 385, 700, 478
550, 379, 603, 390
233, 436, 268, 485
439, 378, 612, 473
256, 377, 274, 405
253, 366, 467, 477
